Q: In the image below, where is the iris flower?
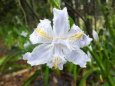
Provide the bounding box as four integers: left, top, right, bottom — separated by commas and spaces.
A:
23, 7, 92, 70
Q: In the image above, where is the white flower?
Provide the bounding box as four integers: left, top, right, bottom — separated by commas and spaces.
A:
24, 41, 31, 48
92, 30, 99, 41
21, 31, 28, 37
23, 7, 92, 70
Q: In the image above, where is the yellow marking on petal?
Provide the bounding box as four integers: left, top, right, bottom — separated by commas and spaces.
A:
36, 28, 83, 41
57, 32, 83, 41
68, 32, 83, 40
36, 28, 53, 39
53, 57, 60, 69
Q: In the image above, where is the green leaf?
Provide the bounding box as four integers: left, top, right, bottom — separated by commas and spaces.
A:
49, 0, 61, 9
79, 68, 98, 86
69, 17, 74, 28
44, 66, 49, 86
0, 56, 7, 66
22, 70, 40, 86
73, 65, 77, 83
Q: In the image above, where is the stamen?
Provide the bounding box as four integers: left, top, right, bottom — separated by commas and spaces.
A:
53, 57, 60, 69
36, 28, 53, 39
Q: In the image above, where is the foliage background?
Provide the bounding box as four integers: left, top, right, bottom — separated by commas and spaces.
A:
0, 0, 115, 86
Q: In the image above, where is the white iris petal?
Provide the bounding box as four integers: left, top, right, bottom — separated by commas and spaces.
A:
23, 44, 53, 66
66, 49, 91, 68
37, 19, 53, 36
47, 43, 67, 70
30, 19, 53, 44
70, 24, 92, 48
23, 7, 92, 70
53, 7, 69, 37
76, 34, 92, 48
